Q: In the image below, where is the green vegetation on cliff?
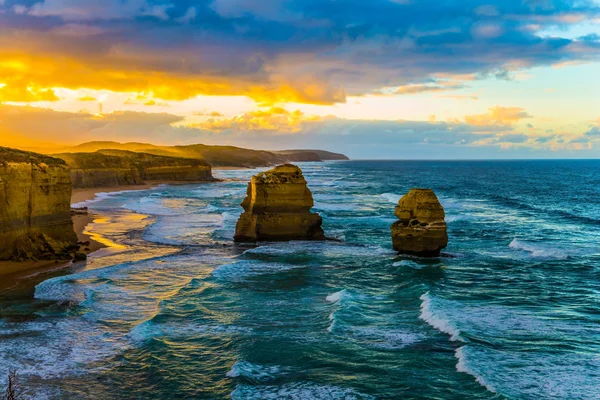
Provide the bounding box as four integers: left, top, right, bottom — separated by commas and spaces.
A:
0, 146, 67, 166
54, 141, 349, 168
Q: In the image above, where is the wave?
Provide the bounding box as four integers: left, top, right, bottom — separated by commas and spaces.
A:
212, 260, 306, 281
392, 260, 430, 269
244, 241, 396, 260
454, 345, 600, 399
226, 361, 289, 382
489, 193, 600, 226
419, 293, 463, 342
509, 238, 568, 260
128, 320, 253, 343
326, 289, 346, 303
380, 193, 401, 204
231, 382, 375, 400
455, 347, 497, 394
72, 188, 154, 208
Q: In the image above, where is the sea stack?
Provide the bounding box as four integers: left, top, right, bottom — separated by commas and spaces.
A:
234, 164, 326, 242
0, 147, 78, 262
391, 189, 448, 257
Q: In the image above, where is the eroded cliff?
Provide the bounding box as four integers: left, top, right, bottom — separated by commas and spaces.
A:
0, 147, 77, 261
234, 164, 326, 242
56, 150, 213, 188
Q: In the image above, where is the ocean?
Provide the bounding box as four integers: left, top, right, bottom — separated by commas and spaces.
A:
1, 160, 599, 399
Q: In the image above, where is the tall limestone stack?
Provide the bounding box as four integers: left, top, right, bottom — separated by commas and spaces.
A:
391, 189, 448, 257
234, 164, 326, 242
0, 147, 78, 261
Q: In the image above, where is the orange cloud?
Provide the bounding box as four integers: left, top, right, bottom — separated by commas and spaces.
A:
191, 107, 322, 133
464, 106, 532, 126
0, 50, 344, 106
78, 95, 97, 101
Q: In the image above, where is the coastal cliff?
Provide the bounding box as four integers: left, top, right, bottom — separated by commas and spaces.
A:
52, 141, 350, 168
234, 164, 326, 242
56, 150, 213, 188
0, 147, 77, 261
391, 189, 448, 257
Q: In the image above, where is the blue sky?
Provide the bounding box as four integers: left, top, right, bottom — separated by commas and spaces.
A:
0, 0, 599, 158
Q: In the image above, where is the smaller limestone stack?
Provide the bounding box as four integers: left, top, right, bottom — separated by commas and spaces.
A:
234, 164, 325, 242
391, 189, 448, 257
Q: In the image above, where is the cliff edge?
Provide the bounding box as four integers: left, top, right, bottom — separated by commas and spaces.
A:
0, 147, 77, 261
56, 150, 214, 188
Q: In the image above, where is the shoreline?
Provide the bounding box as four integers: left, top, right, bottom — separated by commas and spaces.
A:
0, 178, 222, 284
71, 178, 226, 205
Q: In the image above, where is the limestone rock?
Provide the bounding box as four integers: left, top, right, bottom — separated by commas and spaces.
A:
0, 147, 78, 261
391, 189, 448, 257
234, 164, 325, 242
56, 150, 213, 188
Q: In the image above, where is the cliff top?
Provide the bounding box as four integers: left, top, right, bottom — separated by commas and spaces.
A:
48, 141, 349, 168
254, 164, 306, 184
0, 146, 66, 166
55, 150, 210, 170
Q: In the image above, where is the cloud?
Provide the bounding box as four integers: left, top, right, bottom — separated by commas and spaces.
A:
0, 0, 598, 104
0, 104, 188, 147
585, 126, 600, 136
78, 95, 97, 101
392, 83, 465, 95
1, 104, 597, 158
193, 111, 225, 117
192, 107, 321, 133
464, 106, 532, 126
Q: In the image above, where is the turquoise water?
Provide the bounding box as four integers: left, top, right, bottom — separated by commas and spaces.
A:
1, 160, 600, 399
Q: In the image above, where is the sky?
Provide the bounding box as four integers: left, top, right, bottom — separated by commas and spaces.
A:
0, 0, 599, 158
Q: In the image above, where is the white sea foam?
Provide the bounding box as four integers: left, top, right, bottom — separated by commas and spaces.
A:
71, 188, 153, 208
226, 361, 287, 381
231, 382, 375, 400
212, 260, 305, 281
143, 212, 224, 246
326, 289, 346, 303
313, 201, 360, 211
244, 241, 396, 260
418, 293, 463, 342
454, 345, 600, 399
509, 238, 568, 260
392, 260, 429, 269
380, 193, 402, 204
455, 347, 497, 394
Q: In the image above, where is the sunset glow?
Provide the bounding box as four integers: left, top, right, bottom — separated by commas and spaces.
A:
1, 0, 599, 158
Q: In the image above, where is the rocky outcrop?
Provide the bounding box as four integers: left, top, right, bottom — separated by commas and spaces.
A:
234, 164, 326, 242
391, 189, 448, 257
0, 147, 78, 261
56, 150, 213, 188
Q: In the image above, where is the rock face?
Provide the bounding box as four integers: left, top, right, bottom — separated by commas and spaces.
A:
234, 164, 326, 242
56, 150, 213, 188
0, 147, 78, 261
391, 189, 448, 257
